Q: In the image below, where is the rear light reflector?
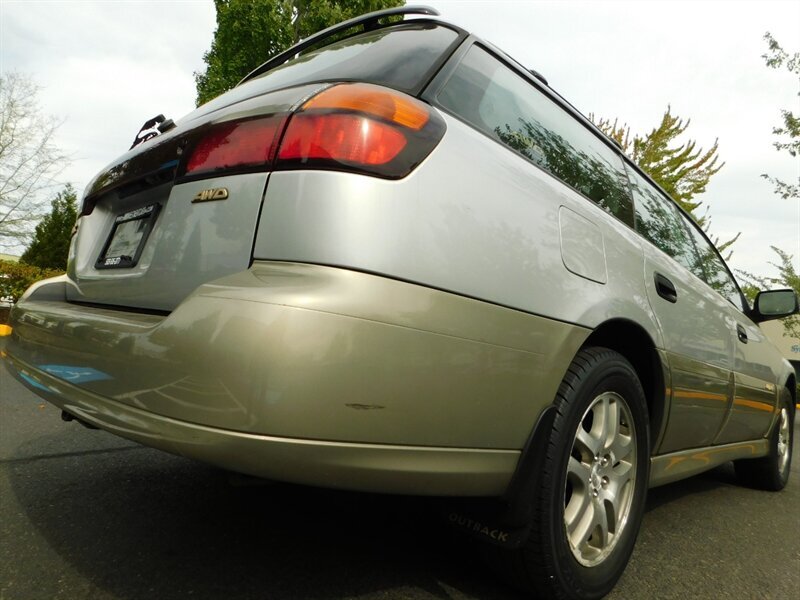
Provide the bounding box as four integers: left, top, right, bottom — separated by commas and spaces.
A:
185, 115, 286, 175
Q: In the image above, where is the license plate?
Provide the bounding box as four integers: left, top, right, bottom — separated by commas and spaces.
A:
96, 204, 160, 269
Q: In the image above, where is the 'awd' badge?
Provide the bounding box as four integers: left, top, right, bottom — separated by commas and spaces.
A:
192, 188, 229, 203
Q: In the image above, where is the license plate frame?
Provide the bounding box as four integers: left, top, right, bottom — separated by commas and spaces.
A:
95, 203, 160, 270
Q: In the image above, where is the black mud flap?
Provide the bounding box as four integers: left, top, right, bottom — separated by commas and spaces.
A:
443, 405, 558, 550
443, 502, 530, 549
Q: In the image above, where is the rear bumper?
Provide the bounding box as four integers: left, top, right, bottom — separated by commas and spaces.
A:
3, 261, 589, 495
4, 351, 517, 495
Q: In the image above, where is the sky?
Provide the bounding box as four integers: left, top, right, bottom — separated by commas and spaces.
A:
1, 0, 798, 280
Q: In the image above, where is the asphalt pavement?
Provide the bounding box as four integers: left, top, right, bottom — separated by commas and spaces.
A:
1, 368, 798, 600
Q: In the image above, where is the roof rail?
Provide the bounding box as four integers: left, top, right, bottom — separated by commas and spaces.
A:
238, 5, 441, 86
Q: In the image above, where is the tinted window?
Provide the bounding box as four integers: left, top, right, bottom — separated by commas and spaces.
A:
627, 166, 699, 270
628, 165, 744, 311
253, 23, 458, 93
437, 45, 633, 225
680, 216, 745, 311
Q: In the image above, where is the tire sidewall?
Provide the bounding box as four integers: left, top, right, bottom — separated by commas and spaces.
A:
545, 353, 650, 598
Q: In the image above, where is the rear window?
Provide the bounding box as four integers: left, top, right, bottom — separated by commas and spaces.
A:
252, 23, 459, 93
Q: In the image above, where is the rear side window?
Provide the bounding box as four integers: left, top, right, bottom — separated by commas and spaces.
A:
252, 23, 459, 93
680, 216, 745, 311
437, 45, 633, 225
627, 166, 698, 269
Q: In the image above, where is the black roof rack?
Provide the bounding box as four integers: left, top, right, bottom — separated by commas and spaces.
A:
237, 5, 441, 86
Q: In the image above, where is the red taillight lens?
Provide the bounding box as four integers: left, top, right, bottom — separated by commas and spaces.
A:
274, 83, 444, 178
277, 114, 407, 165
185, 115, 286, 175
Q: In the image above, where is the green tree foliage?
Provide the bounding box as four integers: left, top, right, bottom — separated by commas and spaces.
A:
0, 259, 62, 304
195, 0, 404, 106
19, 184, 77, 270
748, 36, 800, 339
593, 108, 723, 221
738, 247, 800, 339
762, 33, 799, 200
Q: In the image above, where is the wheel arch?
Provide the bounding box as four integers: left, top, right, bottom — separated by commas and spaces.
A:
498, 318, 666, 530
580, 318, 667, 454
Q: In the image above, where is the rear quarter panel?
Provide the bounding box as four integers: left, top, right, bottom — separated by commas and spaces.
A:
254, 113, 662, 344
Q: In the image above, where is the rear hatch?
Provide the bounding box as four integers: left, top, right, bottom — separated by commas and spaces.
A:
67, 20, 460, 312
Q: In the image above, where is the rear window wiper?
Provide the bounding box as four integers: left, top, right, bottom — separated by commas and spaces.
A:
237, 4, 440, 86
129, 114, 176, 150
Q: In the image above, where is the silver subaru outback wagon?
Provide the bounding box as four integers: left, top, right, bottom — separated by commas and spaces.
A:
2, 6, 797, 599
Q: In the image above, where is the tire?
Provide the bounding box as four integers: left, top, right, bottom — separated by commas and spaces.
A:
734, 387, 794, 491
487, 347, 650, 600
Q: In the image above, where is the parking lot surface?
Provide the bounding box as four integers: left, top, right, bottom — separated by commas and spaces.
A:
2, 370, 798, 599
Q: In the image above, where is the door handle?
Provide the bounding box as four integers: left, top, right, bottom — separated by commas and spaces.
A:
736, 324, 748, 344
654, 272, 677, 303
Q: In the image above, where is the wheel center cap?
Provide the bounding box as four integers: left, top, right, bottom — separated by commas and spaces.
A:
590, 465, 601, 488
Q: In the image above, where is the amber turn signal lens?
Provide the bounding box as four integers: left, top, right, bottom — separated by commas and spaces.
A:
302, 83, 430, 130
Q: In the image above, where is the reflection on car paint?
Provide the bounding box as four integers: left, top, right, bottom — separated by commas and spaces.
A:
39, 364, 112, 383
19, 372, 54, 393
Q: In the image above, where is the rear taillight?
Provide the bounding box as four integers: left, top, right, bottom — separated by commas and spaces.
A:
277, 114, 408, 166
185, 115, 287, 176
182, 83, 444, 180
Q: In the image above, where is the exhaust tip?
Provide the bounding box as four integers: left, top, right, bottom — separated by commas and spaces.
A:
61, 410, 99, 429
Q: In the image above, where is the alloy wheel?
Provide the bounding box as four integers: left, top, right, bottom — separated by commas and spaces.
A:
777, 407, 790, 474
564, 391, 637, 567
